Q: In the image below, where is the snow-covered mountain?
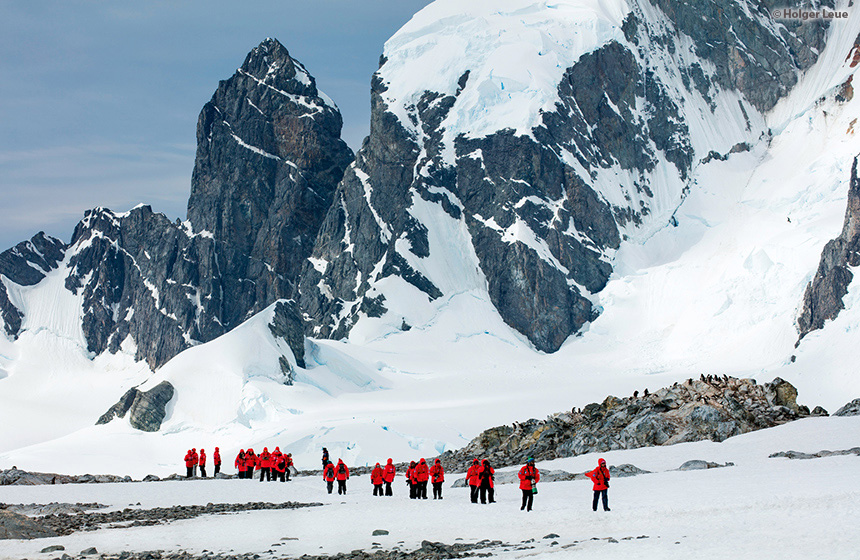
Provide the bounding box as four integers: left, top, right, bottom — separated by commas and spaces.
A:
2, 0, 860, 476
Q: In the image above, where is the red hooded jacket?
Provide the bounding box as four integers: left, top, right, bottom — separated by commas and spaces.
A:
430, 460, 445, 483
323, 462, 335, 481
184, 450, 195, 468
414, 459, 429, 482
518, 463, 540, 491
383, 459, 396, 482
371, 464, 384, 485
467, 460, 481, 486
214, 448, 221, 466
235, 451, 246, 472
334, 460, 350, 480
586, 459, 610, 491
199, 450, 206, 466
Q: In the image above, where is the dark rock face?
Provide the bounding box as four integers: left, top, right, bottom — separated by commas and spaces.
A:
300, 3, 828, 352
96, 381, 174, 432
64, 205, 287, 368
188, 38, 353, 296
0, 232, 66, 337
0, 509, 58, 540
834, 398, 860, 416
437, 376, 814, 471
650, 0, 830, 113
269, 299, 306, 369
798, 158, 860, 340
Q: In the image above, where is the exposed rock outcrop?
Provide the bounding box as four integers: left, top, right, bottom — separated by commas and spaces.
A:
96, 381, 174, 432
798, 157, 860, 340
187, 37, 353, 297
438, 376, 816, 471
834, 398, 860, 416
0, 509, 58, 540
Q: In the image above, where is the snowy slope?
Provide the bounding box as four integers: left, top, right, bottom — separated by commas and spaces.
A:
1, 1, 860, 479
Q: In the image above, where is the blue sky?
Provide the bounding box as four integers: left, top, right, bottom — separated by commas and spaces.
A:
0, 1, 429, 251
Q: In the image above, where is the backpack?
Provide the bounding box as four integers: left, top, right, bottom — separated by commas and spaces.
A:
338, 463, 346, 475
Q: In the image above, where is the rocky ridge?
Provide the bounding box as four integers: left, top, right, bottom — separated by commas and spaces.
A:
437, 376, 826, 472
798, 157, 860, 340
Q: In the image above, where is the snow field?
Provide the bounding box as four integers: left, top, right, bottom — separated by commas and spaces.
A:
0, 416, 857, 560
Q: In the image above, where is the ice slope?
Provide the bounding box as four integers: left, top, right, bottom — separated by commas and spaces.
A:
0, 416, 858, 560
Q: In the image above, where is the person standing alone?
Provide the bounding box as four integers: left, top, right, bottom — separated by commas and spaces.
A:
585, 458, 611, 511
518, 458, 540, 512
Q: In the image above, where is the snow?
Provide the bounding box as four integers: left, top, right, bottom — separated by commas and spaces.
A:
380, 0, 629, 151
0, 416, 857, 560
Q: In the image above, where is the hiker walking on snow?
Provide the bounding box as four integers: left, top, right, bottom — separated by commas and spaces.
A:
518, 458, 540, 512
371, 462, 384, 496
479, 459, 495, 504
335, 459, 350, 494
585, 458, 611, 511
323, 460, 335, 494
383, 458, 396, 496
430, 458, 445, 499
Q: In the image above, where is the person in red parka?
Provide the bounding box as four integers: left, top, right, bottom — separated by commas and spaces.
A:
414, 458, 430, 499
518, 458, 540, 512
323, 460, 335, 494
191, 448, 199, 477
467, 459, 481, 503
258, 447, 272, 482
334, 459, 350, 495
244, 448, 257, 480
199, 448, 207, 478
184, 450, 195, 478
406, 461, 416, 499
213, 447, 222, 476
235, 450, 246, 478
478, 459, 495, 504
430, 458, 445, 499
585, 458, 611, 511
371, 462, 384, 496
383, 458, 396, 496
272, 447, 286, 482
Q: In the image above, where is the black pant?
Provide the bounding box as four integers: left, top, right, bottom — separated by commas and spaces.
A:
470, 485, 479, 503
432, 482, 443, 499
373, 484, 383, 496
275, 470, 285, 482
186, 467, 193, 478
200, 465, 206, 478
337, 480, 347, 494
286, 469, 291, 481
521, 489, 534, 511
259, 467, 270, 482
480, 485, 494, 504
385, 481, 392, 496
419, 480, 428, 499
326, 480, 333, 493
214, 464, 220, 476
409, 482, 416, 499
593, 489, 609, 511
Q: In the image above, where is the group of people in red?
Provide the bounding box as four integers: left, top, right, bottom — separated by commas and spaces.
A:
369, 458, 398, 496
320, 448, 351, 494
467, 458, 497, 504
183, 447, 221, 478
234, 447, 294, 481
404, 458, 445, 499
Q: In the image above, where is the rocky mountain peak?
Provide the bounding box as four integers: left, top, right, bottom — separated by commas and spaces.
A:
239, 37, 318, 98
